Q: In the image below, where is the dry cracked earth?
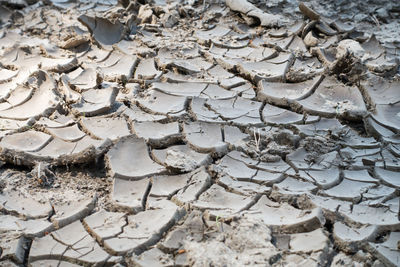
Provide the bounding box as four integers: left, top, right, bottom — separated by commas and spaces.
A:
0, 0, 399, 266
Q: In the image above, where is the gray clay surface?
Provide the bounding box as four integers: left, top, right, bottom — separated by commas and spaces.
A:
0, 0, 399, 266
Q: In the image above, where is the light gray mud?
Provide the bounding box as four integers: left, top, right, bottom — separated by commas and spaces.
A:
0, 0, 399, 266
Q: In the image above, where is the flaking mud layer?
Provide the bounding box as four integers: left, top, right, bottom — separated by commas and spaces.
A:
0, 0, 399, 266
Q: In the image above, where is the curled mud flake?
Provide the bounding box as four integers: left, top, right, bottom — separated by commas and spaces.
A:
195, 26, 231, 44
361, 35, 385, 60
287, 147, 339, 171
0, 215, 53, 239
303, 30, 319, 47
343, 169, 379, 183
59, 35, 90, 50
251, 170, 285, 185
331, 20, 354, 33
40, 57, 79, 73
201, 84, 237, 100
59, 74, 81, 103
78, 14, 125, 48
219, 76, 247, 89
164, 57, 213, 75
298, 2, 320, 21
294, 118, 345, 137
367, 56, 398, 74
341, 202, 400, 228
338, 128, 379, 149
315, 21, 337, 36
20, 136, 110, 166
288, 35, 310, 55
226, 0, 286, 27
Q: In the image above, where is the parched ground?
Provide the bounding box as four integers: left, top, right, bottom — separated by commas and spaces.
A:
0, 0, 399, 266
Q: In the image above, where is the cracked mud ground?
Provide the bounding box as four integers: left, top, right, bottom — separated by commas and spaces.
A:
0, 0, 399, 266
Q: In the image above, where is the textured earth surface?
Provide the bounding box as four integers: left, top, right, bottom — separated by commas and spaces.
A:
0, 0, 399, 266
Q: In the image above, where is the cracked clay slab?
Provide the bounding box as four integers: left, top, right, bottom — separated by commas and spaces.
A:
81, 116, 131, 141
106, 136, 166, 180
257, 76, 322, 106
193, 184, 254, 219
0, 130, 52, 153
242, 195, 325, 233
29, 221, 119, 265
71, 86, 118, 117
137, 90, 187, 116
152, 144, 211, 172
112, 177, 150, 212
104, 205, 185, 255
295, 76, 367, 120
183, 122, 227, 154
0, 191, 52, 220
0, 71, 59, 120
